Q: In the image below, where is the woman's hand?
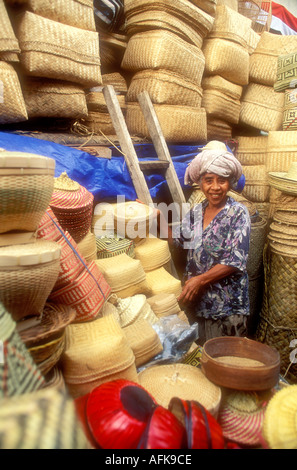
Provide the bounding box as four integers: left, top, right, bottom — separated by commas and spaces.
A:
177, 275, 205, 304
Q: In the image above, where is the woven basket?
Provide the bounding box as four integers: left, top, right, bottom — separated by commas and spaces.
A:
134, 236, 171, 272
202, 75, 243, 99
0, 151, 55, 233
16, 11, 102, 88
202, 89, 241, 124
126, 102, 207, 143
0, 240, 61, 322
50, 172, 94, 243
81, 112, 117, 136
274, 52, 297, 93
126, 69, 203, 107
208, 5, 252, 48
235, 135, 268, 166
249, 32, 297, 87
266, 131, 297, 173
185, 0, 217, 16
123, 319, 163, 367
96, 236, 135, 259
242, 164, 270, 202
121, 30, 206, 84
239, 83, 284, 133
125, 11, 204, 49
207, 116, 233, 141
95, 254, 147, 292
0, 387, 89, 449
0, 62, 28, 124
283, 108, 297, 132
238, 0, 261, 20
203, 38, 249, 86
145, 266, 182, 298
247, 26, 261, 55
269, 187, 297, 220
284, 89, 297, 111
77, 231, 97, 262
247, 215, 268, 279
60, 314, 138, 397
27, 0, 96, 31
86, 89, 126, 112
0, 1, 20, 56
99, 31, 127, 71
124, 0, 215, 36
102, 72, 128, 94
256, 246, 297, 383
22, 78, 88, 119
48, 260, 111, 323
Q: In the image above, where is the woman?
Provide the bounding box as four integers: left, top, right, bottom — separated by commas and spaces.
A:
157, 148, 251, 345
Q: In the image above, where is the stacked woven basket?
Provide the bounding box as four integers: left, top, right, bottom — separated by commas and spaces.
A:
239, 32, 297, 133
1, 0, 102, 123
122, 0, 215, 142
256, 163, 297, 383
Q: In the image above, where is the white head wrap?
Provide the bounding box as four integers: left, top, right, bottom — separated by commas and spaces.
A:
184, 149, 242, 189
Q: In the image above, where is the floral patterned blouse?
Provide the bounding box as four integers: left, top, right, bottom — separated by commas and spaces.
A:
173, 197, 251, 320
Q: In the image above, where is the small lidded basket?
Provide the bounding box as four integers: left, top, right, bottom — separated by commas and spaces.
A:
0, 149, 55, 234
0, 240, 61, 322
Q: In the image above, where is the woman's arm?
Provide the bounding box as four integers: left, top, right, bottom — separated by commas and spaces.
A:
177, 264, 238, 304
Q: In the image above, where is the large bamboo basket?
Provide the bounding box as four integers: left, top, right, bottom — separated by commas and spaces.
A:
0, 1, 20, 57
202, 89, 241, 124
0, 241, 61, 322
81, 111, 116, 136
126, 69, 203, 107
26, 0, 96, 31
22, 78, 88, 119
86, 89, 126, 113
124, 11, 204, 49
208, 4, 252, 48
121, 30, 206, 84
102, 72, 127, 94
184, 0, 217, 16
16, 11, 102, 88
238, 0, 261, 21
0, 151, 55, 233
256, 245, 297, 383
202, 75, 242, 123
235, 135, 268, 166
207, 116, 233, 141
239, 83, 284, 133
266, 131, 297, 173
283, 108, 297, 132
0, 62, 28, 124
124, 0, 215, 37
126, 102, 207, 143
202, 38, 249, 86
246, 27, 261, 55
242, 164, 270, 202
249, 32, 297, 86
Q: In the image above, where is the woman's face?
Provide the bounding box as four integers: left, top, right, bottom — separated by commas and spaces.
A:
200, 173, 230, 208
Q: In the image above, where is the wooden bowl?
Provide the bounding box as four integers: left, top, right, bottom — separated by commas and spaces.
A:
200, 337, 280, 391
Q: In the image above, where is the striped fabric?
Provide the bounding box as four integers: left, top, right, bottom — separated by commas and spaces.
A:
0, 303, 45, 398
93, 0, 124, 32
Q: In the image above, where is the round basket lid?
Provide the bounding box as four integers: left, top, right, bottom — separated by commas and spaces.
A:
0, 240, 61, 267
0, 150, 55, 170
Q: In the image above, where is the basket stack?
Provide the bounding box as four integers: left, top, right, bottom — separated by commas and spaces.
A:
60, 313, 139, 398
239, 32, 297, 133
0, 1, 28, 124
202, 5, 252, 140
83, 72, 128, 136
122, 0, 214, 142
36, 209, 111, 324
7, 1, 101, 122
256, 164, 297, 383
49, 172, 94, 244
273, 52, 297, 132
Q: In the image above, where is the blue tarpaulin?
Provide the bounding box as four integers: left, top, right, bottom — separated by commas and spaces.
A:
0, 131, 202, 204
